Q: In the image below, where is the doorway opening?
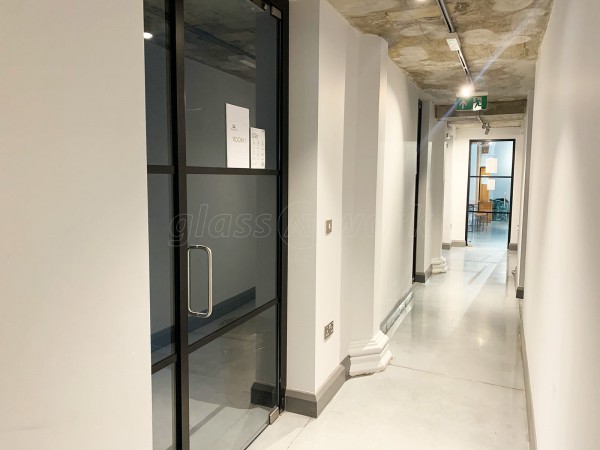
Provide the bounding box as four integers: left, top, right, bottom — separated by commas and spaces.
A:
412, 100, 423, 282
465, 139, 515, 249
144, 0, 289, 449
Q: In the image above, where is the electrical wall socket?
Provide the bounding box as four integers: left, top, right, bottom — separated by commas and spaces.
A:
324, 321, 334, 340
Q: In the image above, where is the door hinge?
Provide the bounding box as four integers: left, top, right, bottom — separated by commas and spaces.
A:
271, 6, 282, 20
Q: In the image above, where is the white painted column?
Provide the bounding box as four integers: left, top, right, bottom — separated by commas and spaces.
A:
516, 90, 535, 295
430, 113, 448, 274
442, 127, 455, 248
415, 100, 433, 280
343, 35, 392, 377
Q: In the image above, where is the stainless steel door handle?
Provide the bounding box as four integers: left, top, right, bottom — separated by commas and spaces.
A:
187, 245, 213, 318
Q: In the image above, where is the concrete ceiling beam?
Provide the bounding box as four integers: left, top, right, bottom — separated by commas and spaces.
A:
435, 100, 527, 120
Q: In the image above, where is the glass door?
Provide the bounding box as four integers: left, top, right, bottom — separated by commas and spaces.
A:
465, 140, 515, 248
144, 0, 287, 448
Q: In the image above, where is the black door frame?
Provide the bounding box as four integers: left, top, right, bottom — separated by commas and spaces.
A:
412, 100, 423, 282
147, 1, 289, 448
464, 138, 516, 249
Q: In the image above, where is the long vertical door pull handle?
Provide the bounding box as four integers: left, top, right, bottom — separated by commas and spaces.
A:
187, 245, 213, 318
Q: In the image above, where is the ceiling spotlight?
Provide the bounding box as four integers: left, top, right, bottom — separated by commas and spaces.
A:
143, 32, 153, 40
484, 126, 491, 135
460, 84, 474, 98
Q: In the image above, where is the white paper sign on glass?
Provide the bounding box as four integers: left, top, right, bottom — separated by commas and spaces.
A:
485, 157, 498, 174
250, 127, 266, 169
226, 103, 250, 168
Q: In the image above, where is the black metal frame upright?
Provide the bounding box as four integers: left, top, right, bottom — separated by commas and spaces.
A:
147, 0, 289, 448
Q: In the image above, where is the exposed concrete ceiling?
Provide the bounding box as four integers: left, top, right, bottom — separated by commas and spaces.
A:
329, 0, 553, 105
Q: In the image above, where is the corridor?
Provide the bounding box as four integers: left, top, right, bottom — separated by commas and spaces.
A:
250, 247, 528, 450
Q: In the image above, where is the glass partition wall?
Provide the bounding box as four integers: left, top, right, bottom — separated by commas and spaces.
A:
465, 140, 515, 248
144, 0, 288, 449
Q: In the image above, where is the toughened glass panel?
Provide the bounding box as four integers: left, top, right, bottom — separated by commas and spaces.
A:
152, 365, 176, 450
487, 141, 514, 177
188, 306, 278, 450
468, 178, 479, 211
485, 177, 512, 203
148, 175, 175, 363
183, 0, 279, 169
467, 211, 475, 244
470, 141, 514, 177
187, 174, 278, 343
470, 143, 479, 176
144, 0, 172, 165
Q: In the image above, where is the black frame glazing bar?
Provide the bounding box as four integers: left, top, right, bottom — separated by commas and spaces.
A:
170, 0, 190, 448
148, 165, 176, 174
185, 167, 278, 176
277, 0, 290, 411
152, 354, 178, 375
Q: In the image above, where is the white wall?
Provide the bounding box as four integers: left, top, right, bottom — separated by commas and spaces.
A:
0, 1, 152, 449
314, 0, 347, 390
289, 0, 422, 395
523, 0, 600, 448
450, 127, 524, 245
287, 0, 320, 394
516, 90, 535, 290
375, 60, 419, 324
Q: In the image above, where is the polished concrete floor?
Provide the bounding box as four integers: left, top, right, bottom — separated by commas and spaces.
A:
250, 246, 529, 450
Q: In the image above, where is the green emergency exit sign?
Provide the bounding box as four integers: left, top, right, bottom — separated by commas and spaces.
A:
455, 95, 488, 111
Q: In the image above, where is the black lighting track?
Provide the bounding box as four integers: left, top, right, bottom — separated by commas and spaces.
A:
435, 0, 455, 33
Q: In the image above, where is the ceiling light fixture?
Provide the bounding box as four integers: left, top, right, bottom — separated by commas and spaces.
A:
446, 33, 461, 52
143, 32, 153, 40
459, 84, 474, 98
477, 112, 491, 136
